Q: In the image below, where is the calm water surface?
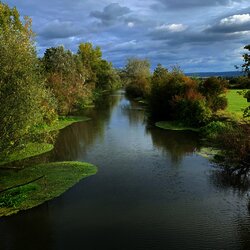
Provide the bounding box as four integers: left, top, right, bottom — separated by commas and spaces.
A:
1, 90, 250, 250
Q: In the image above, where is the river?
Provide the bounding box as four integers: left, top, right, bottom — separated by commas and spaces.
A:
0, 90, 250, 250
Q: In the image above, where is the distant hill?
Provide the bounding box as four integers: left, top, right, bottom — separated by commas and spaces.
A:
185, 71, 245, 78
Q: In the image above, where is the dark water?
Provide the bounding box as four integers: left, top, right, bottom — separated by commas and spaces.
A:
1, 90, 250, 250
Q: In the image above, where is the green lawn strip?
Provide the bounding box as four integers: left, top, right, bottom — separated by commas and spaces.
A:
36, 116, 91, 133
0, 143, 54, 166
226, 89, 249, 115
0, 161, 97, 217
155, 121, 199, 132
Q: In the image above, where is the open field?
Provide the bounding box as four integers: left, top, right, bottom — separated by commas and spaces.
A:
226, 89, 249, 115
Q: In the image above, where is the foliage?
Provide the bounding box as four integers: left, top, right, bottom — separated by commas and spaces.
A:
242, 44, 250, 78
0, 161, 97, 217
43, 46, 91, 115
155, 121, 199, 132
149, 67, 214, 126
216, 124, 250, 175
0, 2, 56, 155
200, 121, 231, 140
0, 184, 39, 208
228, 76, 250, 89
243, 90, 250, 117
199, 77, 228, 112
124, 58, 151, 98
0, 143, 54, 166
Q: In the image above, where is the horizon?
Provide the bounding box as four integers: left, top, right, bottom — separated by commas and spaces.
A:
4, 0, 250, 72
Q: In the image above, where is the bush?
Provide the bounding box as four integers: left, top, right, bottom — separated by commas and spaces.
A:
173, 98, 212, 127
200, 121, 231, 140
199, 77, 228, 112
216, 124, 250, 175
125, 77, 150, 98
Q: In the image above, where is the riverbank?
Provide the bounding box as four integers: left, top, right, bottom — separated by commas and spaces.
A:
0, 116, 90, 166
0, 161, 97, 217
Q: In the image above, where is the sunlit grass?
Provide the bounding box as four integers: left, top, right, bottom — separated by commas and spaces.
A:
0, 161, 97, 217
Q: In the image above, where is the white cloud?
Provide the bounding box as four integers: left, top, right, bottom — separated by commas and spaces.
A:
128, 22, 135, 28
220, 14, 250, 25
155, 23, 187, 32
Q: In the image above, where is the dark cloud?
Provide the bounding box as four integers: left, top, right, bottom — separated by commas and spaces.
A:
151, 0, 242, 10
205, 13, 250, 33
4, 0, 250, 72
39, 20, 84, 39
90, 3, 131, 25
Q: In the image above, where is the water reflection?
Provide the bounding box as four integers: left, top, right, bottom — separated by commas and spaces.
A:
50, 92, 120, 162
147, 127, 201, 164
1, 90, 250, 250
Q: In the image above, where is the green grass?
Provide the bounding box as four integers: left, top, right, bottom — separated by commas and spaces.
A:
196, 147, 222, 160
0, 116, 90, 166
0, 143, 54, 166
226, 89, 249, 115
155, 121, 199, 132
0, 161, 97, 217
36, 116, 90, 133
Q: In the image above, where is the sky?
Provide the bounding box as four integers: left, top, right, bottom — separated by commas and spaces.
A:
4, 0, 250, 72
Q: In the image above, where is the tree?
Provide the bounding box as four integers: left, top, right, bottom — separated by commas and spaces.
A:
199, 77, 228, 112
123, 58, 151, 98
77, 42, 120, 91
0, 2, 56, 155
242, 45, 250, 78
43, 46, 90, 115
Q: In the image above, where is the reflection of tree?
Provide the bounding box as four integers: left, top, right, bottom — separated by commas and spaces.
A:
147, 127, 201, 164
209, 170, 250, 195
50, 93, 120, 161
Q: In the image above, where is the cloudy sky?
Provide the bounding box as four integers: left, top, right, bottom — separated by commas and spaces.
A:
5, 0, 250, 72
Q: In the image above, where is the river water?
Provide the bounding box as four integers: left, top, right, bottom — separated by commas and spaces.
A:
1, 90, 250, 250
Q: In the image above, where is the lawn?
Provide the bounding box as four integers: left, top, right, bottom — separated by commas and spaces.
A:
226, 89, 249, 115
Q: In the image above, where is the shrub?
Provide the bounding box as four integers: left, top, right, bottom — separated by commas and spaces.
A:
200, 121, 231, 140
173, 98, 211, 127
199, 77, 228, 112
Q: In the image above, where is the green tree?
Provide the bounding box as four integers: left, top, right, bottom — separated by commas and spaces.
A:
242, 45, 250, 78
199, 77, 228, 112
0, 2, 56, 155
43, 46, 90, 115
123, 58, 151, 98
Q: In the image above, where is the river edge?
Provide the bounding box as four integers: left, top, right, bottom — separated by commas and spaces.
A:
0, 162, 97, 217
0, 117, 98, 217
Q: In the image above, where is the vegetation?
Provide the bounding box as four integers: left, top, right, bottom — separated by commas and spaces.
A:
123, 58, 151, 98
148, 67, 226, 127
0, 2, 121, 163
0, 161, 97, 217
35, 116, 90, 133
0, 3, 57, 156
155, 121, 199, 132
0, 143, 54, 166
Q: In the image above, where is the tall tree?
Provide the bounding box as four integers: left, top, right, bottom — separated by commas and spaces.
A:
0, 2, 54, 155
123, 58, 151, 98
242, 45, 250, 78
43, 46, 89, 115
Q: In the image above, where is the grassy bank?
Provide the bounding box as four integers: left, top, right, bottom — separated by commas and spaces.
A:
36, 116, 90, 133
0, 116, 90, 166
155, 121, 199, 132
0, 143, 54, 166
0, 161, 97, 217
